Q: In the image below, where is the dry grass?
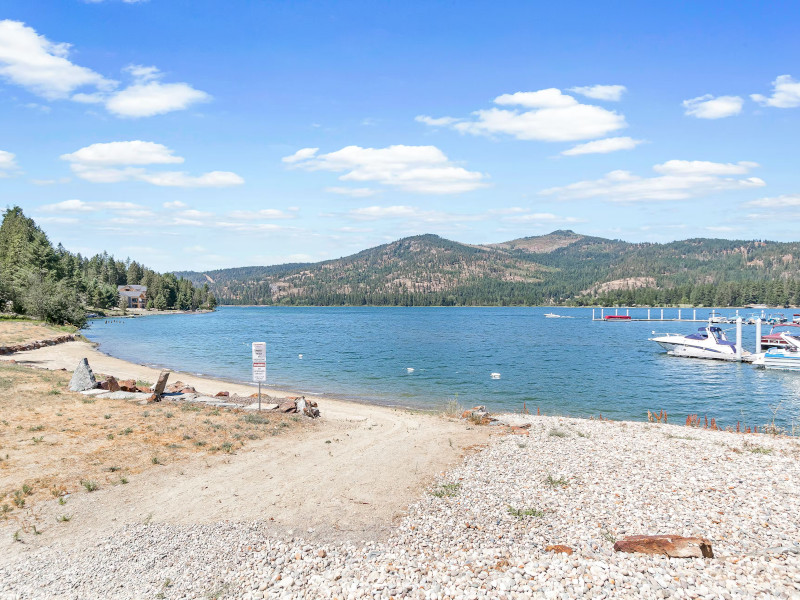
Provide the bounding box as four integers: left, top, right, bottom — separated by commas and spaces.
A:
0, 320, 75, 347
0, 362, 305, 517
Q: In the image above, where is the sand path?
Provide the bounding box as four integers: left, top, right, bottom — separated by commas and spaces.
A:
2, 342, 489, 563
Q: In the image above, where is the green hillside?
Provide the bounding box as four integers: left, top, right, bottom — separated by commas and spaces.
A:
176, 230, 800, 307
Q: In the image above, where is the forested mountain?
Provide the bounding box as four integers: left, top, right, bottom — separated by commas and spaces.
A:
0, 207, 215, 326
176, 230, 800, 307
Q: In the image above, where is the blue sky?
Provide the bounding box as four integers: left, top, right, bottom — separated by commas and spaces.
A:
1, 1, 800, 271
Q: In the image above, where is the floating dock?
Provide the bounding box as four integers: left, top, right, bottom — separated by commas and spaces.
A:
593, 308, 737, 322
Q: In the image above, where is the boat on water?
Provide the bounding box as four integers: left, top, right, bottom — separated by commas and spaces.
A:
753, 333, 800, 371
604, 315, 631, 321
544, 313, 574, 319
760, 323, 800, 349
766, 313, 788, 325
649, 325, 749, 361
793, 314, 800, 325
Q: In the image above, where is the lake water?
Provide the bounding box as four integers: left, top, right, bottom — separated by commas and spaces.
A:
82, 306, 800, 430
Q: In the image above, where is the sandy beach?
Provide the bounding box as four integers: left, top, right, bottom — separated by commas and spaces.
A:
1, 331, 800, 598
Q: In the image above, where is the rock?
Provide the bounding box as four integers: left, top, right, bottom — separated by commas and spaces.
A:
104, 376, 121, 392
69, 358, 97, 392
279, 401, 297, 413
167, 381, 185, 393
545, 545, 574, 555
509, 426, 529, 436
317, 549, 326, 558
118, 379, 138, 392
152, 370, 170, 398
613, 535, 714, 558
296, 397, 319, 418
461, 406, 491, 422
180, 386, 197, 394
215, 391, 230, 397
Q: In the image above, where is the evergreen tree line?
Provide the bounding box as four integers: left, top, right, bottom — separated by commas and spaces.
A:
0, 207, 216, 326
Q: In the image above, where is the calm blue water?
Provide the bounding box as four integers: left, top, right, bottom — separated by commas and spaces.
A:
82, 306, 800, 429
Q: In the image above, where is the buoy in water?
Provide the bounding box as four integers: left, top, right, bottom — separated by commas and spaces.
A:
406, 367, 414, 373
490, 372, 501, 379
298, 354, 303, 359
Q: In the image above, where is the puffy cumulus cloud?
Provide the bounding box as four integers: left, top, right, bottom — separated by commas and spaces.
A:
325, 186, 379, 198
61, 141, 243, 187
541, 160, 765, 202
284, 144, 487, 194
568, 85, 627, 101
418, 88, 626, 142
61, 141, 183, 166
0, 150, 18, 176
751, 75, 800, 108
281, 147, 319, 164
0, 21, 208, 117
682, 94, 744, 119
104, 65, 210, 118
0, 20, 115, 100
747, 194, 800, 208
561, 136, 644, 156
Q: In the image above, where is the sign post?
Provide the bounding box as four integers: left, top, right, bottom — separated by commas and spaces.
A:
251, 342, 266, 410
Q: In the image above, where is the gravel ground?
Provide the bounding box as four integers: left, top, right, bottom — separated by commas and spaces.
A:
2, 415, 799, 599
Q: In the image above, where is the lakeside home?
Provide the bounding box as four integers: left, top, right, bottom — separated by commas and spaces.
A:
117, 285, 147, 309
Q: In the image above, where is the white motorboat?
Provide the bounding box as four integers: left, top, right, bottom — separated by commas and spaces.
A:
650, 325, 749, 361
753, 333, 800, 371
544, 313, 561, 318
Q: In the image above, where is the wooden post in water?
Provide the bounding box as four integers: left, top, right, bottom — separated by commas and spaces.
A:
592, 308, 595, 321
661, 308, 664, 320
678, 309, 682, 321
648, 308, 651, 320
601, 308, 604, 319
626, 308, 629, 316
693, 309, 696, 321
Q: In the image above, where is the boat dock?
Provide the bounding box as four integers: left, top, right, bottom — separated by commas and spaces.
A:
592, 308, 740, 322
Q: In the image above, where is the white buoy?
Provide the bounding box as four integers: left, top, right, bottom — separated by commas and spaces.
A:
298, 354, 303, 359
490, 372, 501, 379
406, 367, 414, 373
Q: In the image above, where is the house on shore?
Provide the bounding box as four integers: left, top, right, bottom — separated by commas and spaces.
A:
118, 285, 147, 309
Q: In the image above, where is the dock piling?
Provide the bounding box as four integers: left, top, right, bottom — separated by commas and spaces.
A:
735, 317, 743, 361
756, 318, 762, 354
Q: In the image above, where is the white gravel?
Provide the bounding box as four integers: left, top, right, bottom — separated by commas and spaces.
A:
2, 415, 800, 599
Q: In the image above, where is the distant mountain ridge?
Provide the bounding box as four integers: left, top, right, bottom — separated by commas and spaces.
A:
175, 230, 800, 307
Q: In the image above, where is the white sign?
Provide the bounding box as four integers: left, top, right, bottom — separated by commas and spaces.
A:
252, 342, 266, 382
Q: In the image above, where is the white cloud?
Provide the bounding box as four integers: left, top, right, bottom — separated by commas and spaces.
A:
561, 136, 644, 156
751, 75, 800, 108
138, 170, 243, 187
0, 150, 18, 176
325, 186, 379, 198
682, 94, 743, 119
419, 88, 627, 142
0, 20, 115, 100
61, 141, 183, 166
284, 144, 486, 194
414, 115, 460, 127
568, 85, 627, 101
105, 65, 210, 118
0, 22, 207, 118
30, 177, 70, 185
61, 140, 243, 187
38, 199, 150, 216
747, 194, 800, 208
282, 148, 318, 164
40, 199, 94, 213
501, 212, 584, 224
541, 160, 765, 202
227, 209, 296, 220
163, 200, 188, 209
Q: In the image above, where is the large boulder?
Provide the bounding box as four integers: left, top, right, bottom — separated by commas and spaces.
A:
613, 535, 713, 558
69, 358, 97, 392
